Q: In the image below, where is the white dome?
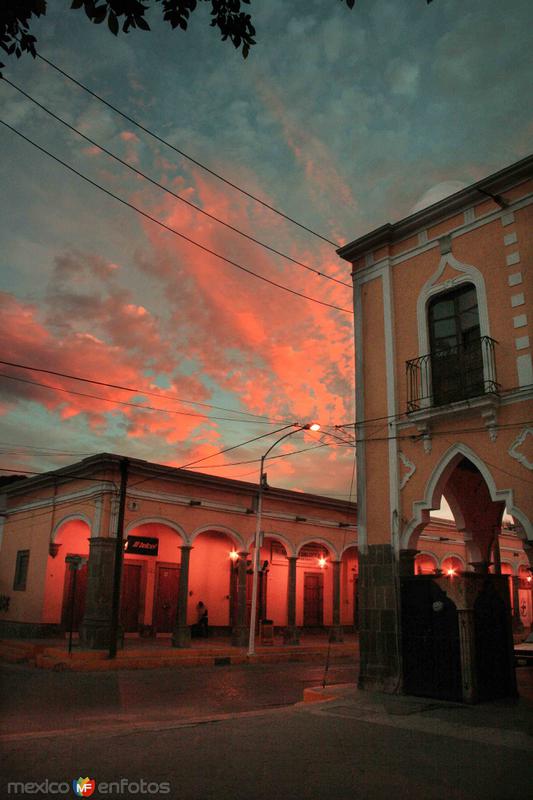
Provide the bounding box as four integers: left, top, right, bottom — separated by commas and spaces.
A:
410, 180, 469, 214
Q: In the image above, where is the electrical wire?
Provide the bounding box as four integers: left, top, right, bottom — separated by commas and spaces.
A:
2, 78, 351, 289
35, 52, 340, 247
0, 360, 287, 424
0, 120, 352, 314
0, 371, 279, 424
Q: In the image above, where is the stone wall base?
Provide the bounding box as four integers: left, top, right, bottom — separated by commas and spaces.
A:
0, 620, 64, 639
357, 544, 401, 693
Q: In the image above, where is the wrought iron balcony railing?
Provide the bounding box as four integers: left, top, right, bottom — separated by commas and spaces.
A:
406, 336, 499, 413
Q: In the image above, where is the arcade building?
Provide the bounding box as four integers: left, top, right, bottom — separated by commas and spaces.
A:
0, 452, 530, 655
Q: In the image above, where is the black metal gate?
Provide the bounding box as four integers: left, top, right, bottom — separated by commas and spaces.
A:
401, 577, 462, 701
474, 578, 516, 701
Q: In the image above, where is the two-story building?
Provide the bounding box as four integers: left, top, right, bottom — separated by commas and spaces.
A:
338, 154, 533, 702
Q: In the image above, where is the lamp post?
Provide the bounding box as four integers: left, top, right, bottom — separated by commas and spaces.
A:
247, 422, 320, 656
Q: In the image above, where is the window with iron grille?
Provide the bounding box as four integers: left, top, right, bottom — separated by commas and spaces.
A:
13, 550, 30, 591
428, 283, 483, 406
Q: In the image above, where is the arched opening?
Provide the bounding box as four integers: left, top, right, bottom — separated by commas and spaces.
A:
125, 520, 186, 635
190, 527, 243, 635
296, 540, 333, 630
42, 517, 91, 631
415, 553, 438, 575
401, 451, 519, 702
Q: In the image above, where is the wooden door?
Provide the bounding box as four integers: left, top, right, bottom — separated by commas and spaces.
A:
154, 565, 180, 633
62, 559, 88, 632
120, 563, 141, 632
303, 572, 323, 627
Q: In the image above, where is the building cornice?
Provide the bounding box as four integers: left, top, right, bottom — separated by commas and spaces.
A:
337, 154, 533, 263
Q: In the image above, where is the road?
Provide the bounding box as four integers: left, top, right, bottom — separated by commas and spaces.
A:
0, 660, 357, 736
1, 663, 531, 800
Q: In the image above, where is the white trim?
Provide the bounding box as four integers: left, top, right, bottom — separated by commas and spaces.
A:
351, 195, 533, 279
439, 553, 466, 569
399, 451, 416, 490
415, 253, 491, 410
353, 271, 367, 554
513, 314, 528, 329
508, 428, 533, 471
3, 483, 112, 517
506, 252, 520, 267
504, 232, 518, 246
508, 273, 523, 286
261, 531, 297, 558
501, 211, 515, 226
511, 293, 525, 308
340, 540, 359, 557
125, 516, 188, 543
190, 524, 245, 550
515, 336, 530, 350
401, 442, 533, 548
51, 512, 93, 542
382, 262, 400, 552
516, 354, 533, 388
296, 537, 339, 560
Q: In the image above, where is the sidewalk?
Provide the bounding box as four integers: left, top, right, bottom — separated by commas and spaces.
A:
0, 631, 358, 671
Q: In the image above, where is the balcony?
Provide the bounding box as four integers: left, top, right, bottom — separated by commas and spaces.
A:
406, 336, 499, 413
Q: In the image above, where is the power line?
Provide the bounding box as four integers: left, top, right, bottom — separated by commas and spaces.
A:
0, 119, 352, 315
3, 78, 351, 290
0, 360, 286, 424
0, 371, 283, 424
35, 52, 340, 248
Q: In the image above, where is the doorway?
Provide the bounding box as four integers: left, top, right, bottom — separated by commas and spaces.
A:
303, 572, 323, 626
154, 564, 180, 633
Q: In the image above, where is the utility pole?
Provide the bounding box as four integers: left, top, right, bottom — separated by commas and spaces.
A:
109, 457, 128, 659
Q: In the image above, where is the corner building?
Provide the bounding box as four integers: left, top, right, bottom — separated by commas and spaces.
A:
338, 155, 533, 702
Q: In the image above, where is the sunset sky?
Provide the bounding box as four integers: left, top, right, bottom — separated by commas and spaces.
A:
0, 0, 531, 497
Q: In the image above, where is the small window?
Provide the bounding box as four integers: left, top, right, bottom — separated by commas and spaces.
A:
13, 550, 30, 591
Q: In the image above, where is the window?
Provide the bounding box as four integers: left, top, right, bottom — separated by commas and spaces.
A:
13, 550, 30, 591
428, 284, 483, 406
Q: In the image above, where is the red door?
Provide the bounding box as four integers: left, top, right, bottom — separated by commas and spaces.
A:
154, 565, 180, 633
120, 563, 141, 632
303, 572, 323, 627
62, 560, 88, 632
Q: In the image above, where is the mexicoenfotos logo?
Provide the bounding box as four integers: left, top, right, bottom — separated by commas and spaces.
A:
72, 778, 96, 797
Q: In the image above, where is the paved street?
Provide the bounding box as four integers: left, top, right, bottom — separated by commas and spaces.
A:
1, 663, 532, 799
0, 660, 357, 736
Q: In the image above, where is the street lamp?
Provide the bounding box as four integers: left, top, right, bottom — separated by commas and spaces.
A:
247, 422, 320, 656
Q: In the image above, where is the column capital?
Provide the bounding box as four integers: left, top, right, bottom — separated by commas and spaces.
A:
179, 544, 193, 551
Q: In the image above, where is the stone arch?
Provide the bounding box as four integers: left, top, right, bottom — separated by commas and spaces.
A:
260, 531, 296, 558
402, 442, 533, 550
52, 513, 93, 542
296, 537, 339, 561
440, 552, 466, 570
415, 551, 438, 574
126, 517, 188, 544
190, 524, 245, 551
340, 540, 358, 558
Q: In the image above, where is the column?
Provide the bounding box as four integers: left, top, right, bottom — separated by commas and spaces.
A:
469, 561, 491, 574
284, 556, 299, 645
79, 537, 121, 649
231, 551, 249, 647
172, 545, 192, 648
457, 609, 478, 703
511, 575, 525, 633
329, 560, 344, 642
399, 548, 419, 577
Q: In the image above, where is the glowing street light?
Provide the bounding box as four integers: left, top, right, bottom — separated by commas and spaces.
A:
247, 422, 320, 656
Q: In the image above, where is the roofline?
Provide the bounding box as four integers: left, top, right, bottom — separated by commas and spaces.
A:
337, 154, 533, 263
1, 452, 356, 512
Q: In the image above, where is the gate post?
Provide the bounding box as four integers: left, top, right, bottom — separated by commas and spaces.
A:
172, 545, 192, 648
231, 551, 249, 647
457, 608, 478, 703
79, 537, 120, 649
284, 556, 300, 645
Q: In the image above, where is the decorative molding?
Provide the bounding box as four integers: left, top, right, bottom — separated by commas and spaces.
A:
506, 252, 520, 267
399, 451, 416, 490
509, 428, 533, 471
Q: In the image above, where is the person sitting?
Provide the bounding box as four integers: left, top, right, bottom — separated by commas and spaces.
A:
196, 601, 209, 638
